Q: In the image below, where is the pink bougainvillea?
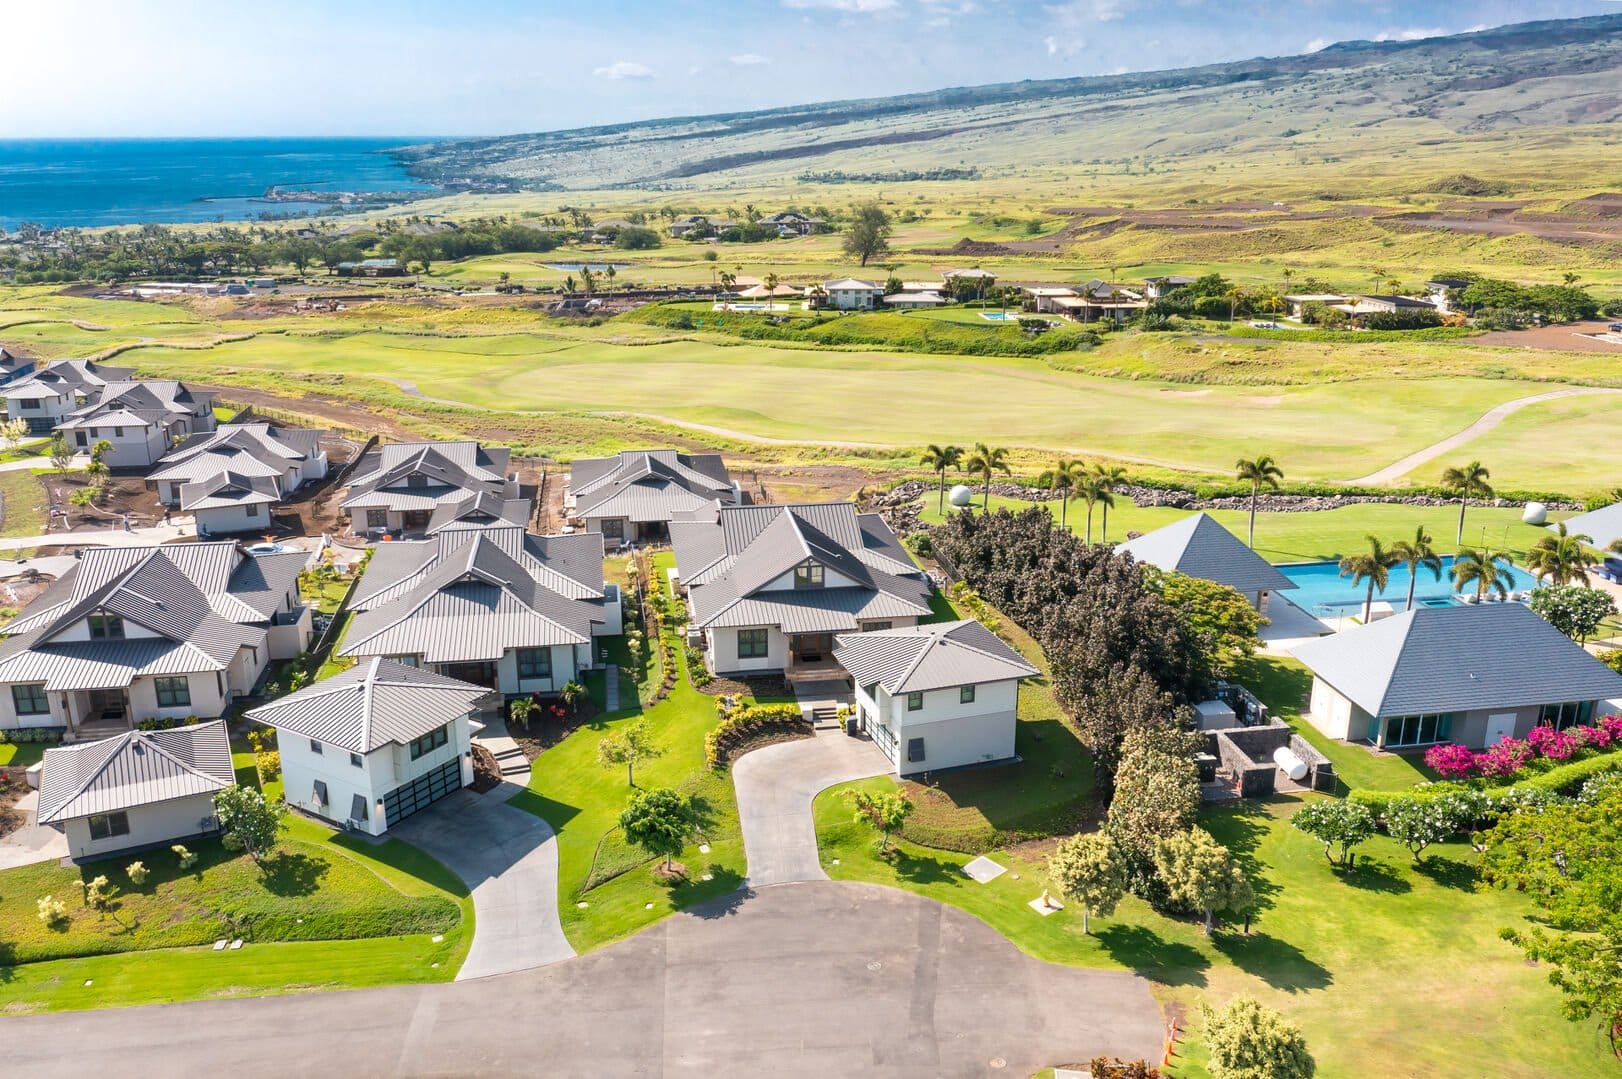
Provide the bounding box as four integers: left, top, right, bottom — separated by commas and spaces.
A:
1420, 716, 1622, 781
1601, 714, 1622, 742
1476, 736, 1536, 778
1425, 742, 1477, 779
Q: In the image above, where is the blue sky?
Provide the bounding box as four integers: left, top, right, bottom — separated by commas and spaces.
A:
1, 0, 1614, 137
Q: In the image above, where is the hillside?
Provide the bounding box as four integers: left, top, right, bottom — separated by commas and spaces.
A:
397, 15, 1622, 192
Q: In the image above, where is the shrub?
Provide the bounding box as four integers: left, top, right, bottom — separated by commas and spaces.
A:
1424, 742, 1475, 779
37, 895, 68, 929
1201, 996, 1315, 1079
1290, 800, 1375, 867
172, 844, 198, 870
256, 750, 282, 784
126, 861, 149, 886
704, 703, 807, 767
82, 875, 114, 912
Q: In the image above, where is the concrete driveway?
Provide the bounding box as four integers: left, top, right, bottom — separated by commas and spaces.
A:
389, 782, 574, 979
0, 789, 69, 870
1, 881, 1165, 1078
732, 730, 891, 887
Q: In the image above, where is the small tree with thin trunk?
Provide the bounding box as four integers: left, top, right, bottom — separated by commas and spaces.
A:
1047, 832, 1126, 934
845, 787, 914, 852
1154, 827, 1255, 934
619, 787, 693, 873
1235, 455, 1283, 549
1201, 996, 1315, 1079
214, 784, 286, 863
598, 720, 663, 786
49, 433, 72, 472
1291, 799, 1374, 868
1440, 459, 1493, 545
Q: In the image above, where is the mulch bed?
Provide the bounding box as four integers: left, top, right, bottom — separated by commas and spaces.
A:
698, 672, 792, 699
509, 699, 599, 763
709, 722, 813, 768
469, 744, 502, 794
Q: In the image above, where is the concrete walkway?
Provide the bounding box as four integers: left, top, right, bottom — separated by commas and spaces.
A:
0, 881, 1165, 1078
473, 715, 531, 784
732, 730, 891, 887
0, 789, 69, 870
603, 663, 620, 711
0, 522, 194, 553
389, 782, 574, 980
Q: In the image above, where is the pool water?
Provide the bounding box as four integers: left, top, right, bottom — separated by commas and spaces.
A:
1278, 556, 1540, 616
978, 311, 1019, 321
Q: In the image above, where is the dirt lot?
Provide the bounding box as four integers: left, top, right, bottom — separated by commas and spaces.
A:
1472, 319, 1622, 352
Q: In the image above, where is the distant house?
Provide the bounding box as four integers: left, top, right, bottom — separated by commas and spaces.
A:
55, 379, 218, 468
671, 502, 932, 679
1329, 295, 1438, 326
1115, 512, 1297, 612
760, 211, 825, 237
568, 449, 740, 547
1019, 285, 1080, 314
941, 268, 997, 298
1050, 280, 1148, 324
1555, 500, 1622, 556
821, 278, 885, 311
337, 258, 404, 277
36, 721, 235, 861
1424, 278, 1473, 314
342, 440, 523, 537
339, 525, 620, 695
1, 359, 134, 436
835, 619, 1038, 776
1143, 275, 1197, 299
1282, 293, 1347, 320
669, 215, 734, 239
1290, 603, 1622, 751
0, 543, 312, 737
882, 291, 947, 309
0, 347, 37, 388
248, 658, 491, 834
148, 422, 329, 534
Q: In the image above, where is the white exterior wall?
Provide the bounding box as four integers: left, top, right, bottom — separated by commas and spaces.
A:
888, 679, 1019, 776
194, 502, 274, 535
6, 393, 73, 428
68, 422, 167, 468
1308, 679, 1357, 740
827, 288, 880, 310
707, 625, 790, 675
268, 606, 314, 661
126, 672, 230, 723
0, 684, 68, 731
594, 586, 623, 636
493, 643, 582, 695
61, 792, 220, 860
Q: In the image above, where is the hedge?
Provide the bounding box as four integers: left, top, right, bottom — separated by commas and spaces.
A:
1348, 752, 1622, 817
705, 703, 807, 767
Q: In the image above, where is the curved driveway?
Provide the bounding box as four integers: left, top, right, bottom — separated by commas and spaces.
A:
2, 882, 1164, 1078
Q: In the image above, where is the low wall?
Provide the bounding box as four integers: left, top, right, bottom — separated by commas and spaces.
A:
1205, 719, 1336, 797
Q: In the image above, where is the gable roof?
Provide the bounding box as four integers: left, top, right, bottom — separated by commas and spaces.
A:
247, 658, 490, 753
824, 277, 883, 291
342, 440, 513, 514
180, 471, 280, 511
834, 619, 1038, 694
2, 359, 132, 400
1289, 603, 1622, 717
150, 423, 321, 485
57, 380, 212, 432
1115, 513, 1296, 595
36, 721, 234, 823
571, 449, 735, 524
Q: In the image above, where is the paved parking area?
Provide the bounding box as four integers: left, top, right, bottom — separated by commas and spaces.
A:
0, 789, 69, 870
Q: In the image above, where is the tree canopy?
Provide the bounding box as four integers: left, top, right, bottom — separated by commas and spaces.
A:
841, 203, 892, 266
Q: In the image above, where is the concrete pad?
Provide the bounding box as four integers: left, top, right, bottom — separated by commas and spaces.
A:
0, 790, 70, 870
1028, 895, 1064, 916
962, 855, 1007, 883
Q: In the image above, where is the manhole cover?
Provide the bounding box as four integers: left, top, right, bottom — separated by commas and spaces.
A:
867, 961, 883, 971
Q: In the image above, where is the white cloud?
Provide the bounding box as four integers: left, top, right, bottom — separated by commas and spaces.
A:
1303, 37, 1329, 52
729, 53, 772, 66
1372, 27, 1446, 43
593, 60, 656, 80
781, 0, 897, 11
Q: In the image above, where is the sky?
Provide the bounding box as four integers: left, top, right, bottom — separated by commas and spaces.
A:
1, 0, 1615, 138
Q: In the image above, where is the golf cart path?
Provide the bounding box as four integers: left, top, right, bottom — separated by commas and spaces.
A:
1350, 387, 1622, 485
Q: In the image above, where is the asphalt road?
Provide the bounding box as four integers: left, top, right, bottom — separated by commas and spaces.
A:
3, 882, 1164, 1078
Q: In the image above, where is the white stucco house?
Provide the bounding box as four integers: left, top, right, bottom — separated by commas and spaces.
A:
0, 359, 133, 436
567, 449, 740, 547
0, 543, 311, 737
339, 524, 620, 696
148, 422, 330, 536
55, 379, 218, 468
670, 502, 933, 678
820, 278, 885, 311
342, 440, 526, 537
834, 619, 1038, 776
247, 658, 491, 834
35, 720, 235, 860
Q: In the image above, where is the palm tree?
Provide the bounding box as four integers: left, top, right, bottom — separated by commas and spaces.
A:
1440, 460, 1493, 545
563, 274, 576, 296
1036, 458, 1083, 529
1339, 534, 1398, 624
1090, 463, 1128, 542
718, 270, 737, 295
1235, 455, 1284, 549
1389, 525, 1443, 612
963, 442, 1011, 511
763, 271, 780, 297
919, 444, 963, 515
1453, 546, 1515, 601
1073, 474, 1108, 545
1527, 522, 1594, 586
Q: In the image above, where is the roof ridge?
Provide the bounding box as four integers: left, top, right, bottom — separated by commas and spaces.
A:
1372, 608, 1422, 716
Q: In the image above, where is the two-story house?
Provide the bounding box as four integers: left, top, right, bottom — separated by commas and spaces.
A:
567, 449, 740, 548
148, 421, 329, 534
342, 440, 525, 537
55, 379, 217, 468
1, 359, 133, 435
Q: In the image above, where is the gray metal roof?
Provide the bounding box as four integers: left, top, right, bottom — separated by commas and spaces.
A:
571, 450, 734, 523
834, 619, 1038, 694
426, 491, 530, 533
37, 720, 234, 823
1289, 602, 1622, 717
1553, 502, 1622, 552
2, 359, 132, 400
247, 658, 490, 753
181, 471, 280, 511
343, 441, 516, 514
150, 423, 320, 485
1115, 513, 1296, 595
59, 379, 212, 431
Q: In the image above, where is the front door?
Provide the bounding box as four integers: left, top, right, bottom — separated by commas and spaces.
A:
87, 689, 127, 721
443, 662, 497, 690
1484, 713, 1517, 747
795, 634, 833, 662
403, 510, 432, 531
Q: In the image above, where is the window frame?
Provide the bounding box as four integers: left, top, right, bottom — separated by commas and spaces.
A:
350, 752, 364, 768
1383, 712, 1452, 748
737, 627, 769, 660
88, 811, 130, 841
310, 738, 323, 755
409, 724, 450, 761
516, 647, 553, 681
153, 676, 191, 708
960, 684, 976, 704
365, 508, 388, 529
906, 691, 923, 711
599, 518, 625, 540
793, 562, 825, 590
246, 502, 260, 517
11, 683, 49, 716
88, 612, 124, 640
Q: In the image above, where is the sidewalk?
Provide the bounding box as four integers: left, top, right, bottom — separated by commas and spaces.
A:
0, 521, 193, 554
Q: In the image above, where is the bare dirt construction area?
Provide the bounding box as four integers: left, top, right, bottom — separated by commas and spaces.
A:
749, 463, 886, 504
1472, 320, 1622, 352
198, 383, 419, 440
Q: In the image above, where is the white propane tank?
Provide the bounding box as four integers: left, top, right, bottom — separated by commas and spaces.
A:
1273, 746, 1309, 782
1521, 502, 1548, 525
948, 484, 975, 508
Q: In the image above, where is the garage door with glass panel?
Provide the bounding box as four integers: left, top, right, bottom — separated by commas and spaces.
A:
382, 759, 462, 824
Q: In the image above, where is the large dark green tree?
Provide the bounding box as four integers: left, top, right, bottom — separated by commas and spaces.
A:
841, 203, 892, 266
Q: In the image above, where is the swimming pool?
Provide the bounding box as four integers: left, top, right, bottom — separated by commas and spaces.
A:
1278, 556, 1540, 617
978, 311, 1020, 321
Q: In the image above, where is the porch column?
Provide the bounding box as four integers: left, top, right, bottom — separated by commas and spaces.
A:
59, 691, 79, 737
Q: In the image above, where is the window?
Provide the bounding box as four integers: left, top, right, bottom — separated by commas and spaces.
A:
906, 691, 923, 711
350, 793, 369, 821
11, 683, 49, 716
1383, 712, 1452, 748
517, 648, 552, 680
350, 752, 364, 768
406, 473, 427, 488
409, 724, 449, 760
387, 654, 420, 668
74, 431, 87, 447
154, 676, 190, 708
366, 509, 388, 529
907, 737, 925, 763
246, 503, 260, 517
20, 399, 38, 411
600, 518, 624, 540
793, 562, 825, 590
310, 738, 323, 755
312, 780, 329, 807
737, 628, 769, 660
114, 427, 124, 438
88, 612, 124, 639
88, 811, 130, 840
960, 685, 976, 704
1539, 700, 1594, 731
860, 621, 892, 632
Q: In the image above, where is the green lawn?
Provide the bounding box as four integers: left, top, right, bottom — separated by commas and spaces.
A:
0, 741, 48, 767
815, 788, 1616, 1079
0, 469, 47, 538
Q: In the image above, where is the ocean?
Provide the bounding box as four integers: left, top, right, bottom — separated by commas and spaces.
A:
0, 137, 441, 231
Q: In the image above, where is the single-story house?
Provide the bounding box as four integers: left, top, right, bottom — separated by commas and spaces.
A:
670, 501, 932, 678
55, 379, 218, 468
1425, 278, 1473, 314
568, 449, 739, 547
820, 278, 885, 311
0, 543, 312, 737
941, 268, 997, 298
760, 211, 825, 237
1020, 285, 1080, 314
1282, 293, 1348, 319
342, 440, 523, 537
1290, 602, 1622, 750
339, 524, 620, 695
1143, 275, 1197, 299
835, 619, 1038, 777
36, 720, 235, 860
181, 472, 282, 536
1051, 280, 1148, 323
1, 359, 134, 435
1115, 512, 1297, 612
336, 258, 405, 277
882, 291, 947, 309
247, 658, 491, 834
1329, 295, 1438, 325
149, 422, 329, 533
1547, 500, 1622, 555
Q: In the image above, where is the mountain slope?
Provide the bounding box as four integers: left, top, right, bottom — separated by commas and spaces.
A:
397, 15, 1622, 192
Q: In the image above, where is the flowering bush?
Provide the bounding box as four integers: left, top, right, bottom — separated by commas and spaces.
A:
1424, 743, 1476, 779
1423, 714, 1622, 781
1477, 736, 1536, 778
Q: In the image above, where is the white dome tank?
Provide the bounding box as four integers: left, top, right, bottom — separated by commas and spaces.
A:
948, 484, 975, 508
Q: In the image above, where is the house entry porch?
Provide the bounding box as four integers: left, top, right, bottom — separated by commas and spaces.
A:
787, 634, 841, 680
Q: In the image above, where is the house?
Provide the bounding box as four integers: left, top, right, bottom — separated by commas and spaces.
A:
55, 379, 218, 468
0, 542, 312, 737
1019, 285, 1080, 314
1328, 295, 1438, 325
941, 268, 997, 299
1143, 275, 1197, 300
760, 211, 825, 237
835, 619, 1038, 777
1282, 293, 1347, 320
669, 215, 734, 239
339, 524, 620, 695
0, 346, 36, 387
342, 440, 523, 537
35, 721, 235, 860
820, 278, 885, 311
1554, 500, 1622, 556
1425, 278, 1473, 314
670, 502, 933, 679
148, 422, 329, 534
1050, 280, 1148, 324
247, 658, 491, 834
357, 258, 404, 277
567, 449, 740, 547
1115, 512, 1297, 612
1290, 603, 1622, 751
882, 291, 947, 309
1, 359, 134, 435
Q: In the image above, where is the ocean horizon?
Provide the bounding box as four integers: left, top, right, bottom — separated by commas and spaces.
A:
0, 136, 449, 231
